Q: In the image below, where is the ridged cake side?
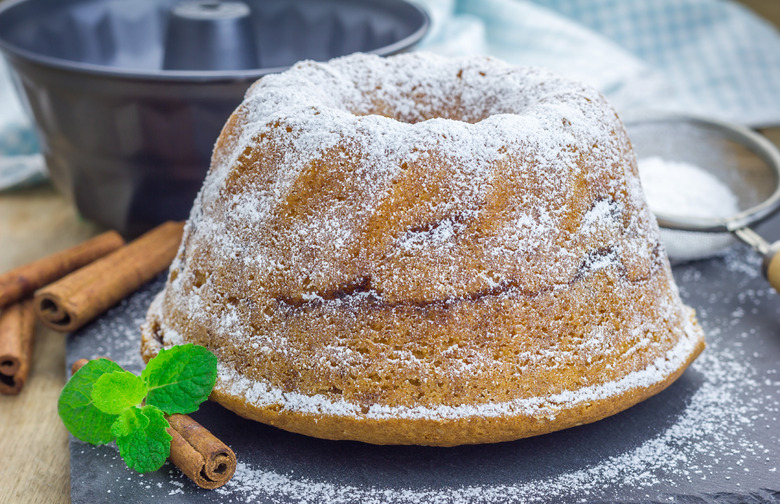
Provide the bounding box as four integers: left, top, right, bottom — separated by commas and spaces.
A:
141, 53, 704, 446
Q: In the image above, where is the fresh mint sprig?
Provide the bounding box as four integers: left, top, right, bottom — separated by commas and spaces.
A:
58, 344, 218, 473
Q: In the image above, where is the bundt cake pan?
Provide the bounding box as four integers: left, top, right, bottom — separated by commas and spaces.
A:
0, 0, 429, 236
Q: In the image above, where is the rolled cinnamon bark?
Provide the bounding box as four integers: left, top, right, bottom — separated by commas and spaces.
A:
0, 230, 124, 309
167, 414, 237, 489
0, 300, 36, 395
70, 357, 107, 376
35, 221, 184, 332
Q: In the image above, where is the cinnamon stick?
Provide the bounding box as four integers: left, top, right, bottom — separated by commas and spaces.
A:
0, 300, 36, 395
70, 358, 236, 489
70, 357, 106, 376
35, 221, 184, 332
167, 414, 237, 489
0, 230, 124, 309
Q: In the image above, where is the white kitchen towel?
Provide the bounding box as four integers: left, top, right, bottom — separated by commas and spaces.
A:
2, 0, 780, 189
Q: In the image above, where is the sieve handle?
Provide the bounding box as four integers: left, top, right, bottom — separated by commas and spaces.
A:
763, 243, 780, 294
734, 228, 780, 293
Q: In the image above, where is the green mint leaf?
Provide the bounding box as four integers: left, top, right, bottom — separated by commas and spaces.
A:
112, 405, 172, 473
142, 344, 217, 415
58, 358, 124, 445
91, 370, 148, 415
110, 403, 150, 438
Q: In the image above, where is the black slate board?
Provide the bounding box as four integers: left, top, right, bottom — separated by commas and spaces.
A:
67, 220, 780, 503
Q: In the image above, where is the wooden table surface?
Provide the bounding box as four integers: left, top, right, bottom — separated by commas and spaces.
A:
1, 4, 779, 503
0, 186, 103, 504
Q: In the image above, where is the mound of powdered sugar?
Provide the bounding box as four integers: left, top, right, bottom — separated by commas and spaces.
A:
638, 156, 741, 262
638, 156, 739, 219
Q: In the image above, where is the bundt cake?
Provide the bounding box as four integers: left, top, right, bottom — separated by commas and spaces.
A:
141, 52, 705, 446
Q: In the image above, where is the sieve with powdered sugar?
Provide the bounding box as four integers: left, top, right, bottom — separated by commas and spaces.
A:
624, 113, 780, 292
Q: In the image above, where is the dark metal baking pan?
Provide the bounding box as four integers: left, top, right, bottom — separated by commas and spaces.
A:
0, 0, 429, 236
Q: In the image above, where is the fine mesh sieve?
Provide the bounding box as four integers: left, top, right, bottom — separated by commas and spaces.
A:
623, 113, 780, 291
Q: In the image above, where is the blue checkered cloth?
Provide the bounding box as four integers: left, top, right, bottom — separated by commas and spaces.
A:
2, 0, 780, 189
546, 0, 780, 127
417, 0, 780, 127
0, 55, 46, 191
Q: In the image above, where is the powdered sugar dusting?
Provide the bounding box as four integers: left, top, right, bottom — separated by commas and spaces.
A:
142, 52, 706, 439
182, 52, 649, 304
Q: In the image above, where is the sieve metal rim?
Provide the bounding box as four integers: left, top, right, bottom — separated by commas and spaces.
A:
623, 112, 780, 234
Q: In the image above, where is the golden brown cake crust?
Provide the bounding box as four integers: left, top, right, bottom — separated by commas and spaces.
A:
141, 52, 705, 446
206, 334, 702, 447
